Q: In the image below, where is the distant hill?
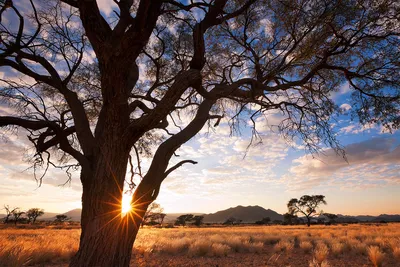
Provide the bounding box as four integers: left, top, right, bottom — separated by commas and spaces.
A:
36, 209, 81, 221
203, 205, 283, 223
2, 207, 399, 224
373, 214, 400, 222
40, 212, 59, 220
321, 214, 400, 223
164, 213, 205, 223
354, 215, 376, 222
62, 209, 82, 221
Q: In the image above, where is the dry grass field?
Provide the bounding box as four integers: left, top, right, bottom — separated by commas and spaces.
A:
0, 224, 400, 266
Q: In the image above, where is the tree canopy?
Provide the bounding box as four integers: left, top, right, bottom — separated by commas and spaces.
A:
288, 195, 327, 226
175, 214, 194, 226
26, 208, 45, 224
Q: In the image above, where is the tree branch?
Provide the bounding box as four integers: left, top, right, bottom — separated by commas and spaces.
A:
0, 116, 88, 168
163, 160, 197, 179
60, 0, 78, 8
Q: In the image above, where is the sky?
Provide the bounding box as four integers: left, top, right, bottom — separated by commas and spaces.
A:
0, 0, 400, 216
1, 82, 399, 216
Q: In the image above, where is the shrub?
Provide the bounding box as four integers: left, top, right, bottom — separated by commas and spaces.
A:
392, 247, 400, 261
188, 240, 210, 256
309, 258, 331, 267
210, 243, 230, 257
330, 241, 343, 257
300, 241, 313, 253
367, 246, 385, 267
274, 240, 294, 252
314, 243, 329, 264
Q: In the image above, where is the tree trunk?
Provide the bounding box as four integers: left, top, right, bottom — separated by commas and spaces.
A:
69, 60, 161, 266
69, 155, 154, 267
69, 120, 153, 267
306, 217, 311, 227
69, 126, 160, 267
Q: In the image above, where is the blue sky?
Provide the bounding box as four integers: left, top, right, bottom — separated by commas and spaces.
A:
0, 0, 400, 216
5, 81, 397, 216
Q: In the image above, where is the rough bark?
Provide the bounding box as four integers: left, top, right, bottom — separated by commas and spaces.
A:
69, 148, 153, 267
70, 65, 146, 266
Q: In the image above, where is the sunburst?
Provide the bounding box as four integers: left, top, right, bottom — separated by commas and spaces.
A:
121, 192, 133, 215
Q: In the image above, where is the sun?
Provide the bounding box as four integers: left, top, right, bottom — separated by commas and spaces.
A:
121, 193, 133, 215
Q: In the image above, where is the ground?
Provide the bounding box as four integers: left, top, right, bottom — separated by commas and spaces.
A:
0, 224, 399, 266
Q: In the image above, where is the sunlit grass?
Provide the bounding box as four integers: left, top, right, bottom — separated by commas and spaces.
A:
1, 224, 400, 266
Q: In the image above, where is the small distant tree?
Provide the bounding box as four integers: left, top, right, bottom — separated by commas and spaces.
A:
255, 217, 271, 225
142, 203, 164, 227
12, 209, 25, 225
26, 208, 45, 224
323, 213, 338, 224
192, 215, 204, 227
55, 214, 70, 223
287, 195, 327, 227
3, 205, 17, 224
223, 217, 236, 225
158, 213, 166, 225
175, 214, 194, 226
283, 213, 298, 225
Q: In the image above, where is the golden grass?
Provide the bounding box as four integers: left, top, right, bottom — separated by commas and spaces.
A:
330, 241, 344, 256
367, 245, 385, 267
313, 242, 329, 263
274, 239, 294, 252
309, 257, 331, 267
0, 224, 399, 266
393, 247, 400, 261
0, 229, 79, 266
299, 240, 313, 253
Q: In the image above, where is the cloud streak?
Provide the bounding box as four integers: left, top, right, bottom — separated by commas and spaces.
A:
282, 137, 400, 191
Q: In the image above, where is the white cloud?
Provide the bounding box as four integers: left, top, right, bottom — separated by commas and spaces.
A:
339, 124, 357, 134
96, 0, 118, 17
330, 82, 351, 100
340, 103, 352, 111
339, 123, 377, 134
282, 137, 400, 191
259, 18, 274, 39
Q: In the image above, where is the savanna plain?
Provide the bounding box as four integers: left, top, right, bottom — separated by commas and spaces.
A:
1, 224, 400, 267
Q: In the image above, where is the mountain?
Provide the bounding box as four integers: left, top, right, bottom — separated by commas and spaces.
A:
2, 207, 399, 224
354, 215, 376, 222
373, 214, 400, 222
164, 213, 205, 223
40, 212, 59, 220
63, 209, 82, 221
38, 209, 81, 221
203, 205, 283, 223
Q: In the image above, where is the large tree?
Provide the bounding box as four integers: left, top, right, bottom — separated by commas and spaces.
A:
0, 0, 399, 266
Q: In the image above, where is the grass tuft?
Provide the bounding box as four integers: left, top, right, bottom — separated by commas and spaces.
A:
367, 246, 385, 267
